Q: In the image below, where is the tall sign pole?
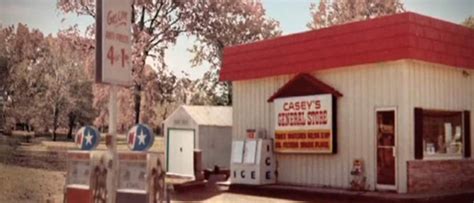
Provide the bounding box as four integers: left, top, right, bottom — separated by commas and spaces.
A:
107, 85, 118, 203
96, 0, 133, 202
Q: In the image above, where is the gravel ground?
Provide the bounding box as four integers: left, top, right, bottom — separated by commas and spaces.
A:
0, 163, 65, 203
0, 135, 66, 202
0, 134, 338, 203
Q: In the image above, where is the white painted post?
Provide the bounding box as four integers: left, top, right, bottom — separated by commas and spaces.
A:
107, 85, 118, 203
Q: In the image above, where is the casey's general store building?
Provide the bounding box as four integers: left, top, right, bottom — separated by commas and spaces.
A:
220, 12, 474, 193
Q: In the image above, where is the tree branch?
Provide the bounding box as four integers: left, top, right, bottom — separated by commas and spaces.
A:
139, 6, 146, 31
148, 0, 164, 30
146, 13, 183, 51
131, 2, 136, 23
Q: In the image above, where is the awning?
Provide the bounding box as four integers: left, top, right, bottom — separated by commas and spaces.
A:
267, 73, 343, 102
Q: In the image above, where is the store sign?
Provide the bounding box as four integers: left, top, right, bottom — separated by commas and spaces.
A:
274, 94, 334, 153
127, 124, 155, 151
75, 126, 101, 150
96, 0, 133, 85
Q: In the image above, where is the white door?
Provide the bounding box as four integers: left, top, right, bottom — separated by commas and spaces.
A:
167, 129, 195, 177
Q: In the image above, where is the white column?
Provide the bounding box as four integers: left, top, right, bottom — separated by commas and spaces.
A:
107, 85, 118, 203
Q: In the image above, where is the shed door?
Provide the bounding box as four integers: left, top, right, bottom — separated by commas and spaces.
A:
167, 129, 194, 177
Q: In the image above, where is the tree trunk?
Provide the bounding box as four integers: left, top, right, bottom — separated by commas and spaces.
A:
161, 107, 168, 121
52, 106, 59, 141
134, 84, 141, 124
67, 114, 76, 140
226, 81, 232, 105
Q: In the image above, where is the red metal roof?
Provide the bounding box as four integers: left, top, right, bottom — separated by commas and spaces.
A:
220, 12, 474, 81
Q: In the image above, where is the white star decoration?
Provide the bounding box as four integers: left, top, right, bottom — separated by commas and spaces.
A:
137, 129, 147, 146
84, 130, 93, 145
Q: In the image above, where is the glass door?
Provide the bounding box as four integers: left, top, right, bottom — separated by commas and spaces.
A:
376, 109, 396, 189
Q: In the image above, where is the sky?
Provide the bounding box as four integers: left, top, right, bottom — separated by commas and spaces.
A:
1, 0, 473, 79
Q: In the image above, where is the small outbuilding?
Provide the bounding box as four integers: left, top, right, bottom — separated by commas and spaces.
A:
163, 105, 232, 177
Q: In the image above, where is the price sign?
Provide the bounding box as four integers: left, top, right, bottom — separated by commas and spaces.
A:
67, 152, 91, 187
118, 153, 148, 191
118, 161, 147, 190
68, 160, 91, 186
96, 0, 133, 85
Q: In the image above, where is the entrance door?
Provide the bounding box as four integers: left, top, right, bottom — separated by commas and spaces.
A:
167, 129, 194, 177
376, 109, 396, 190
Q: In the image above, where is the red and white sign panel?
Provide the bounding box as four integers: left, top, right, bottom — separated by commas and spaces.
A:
118, 161, 147, 191
67, 152, 91, 187
274, 94, 333, 153
96, 0, 132, 85
118, 153, 147, 191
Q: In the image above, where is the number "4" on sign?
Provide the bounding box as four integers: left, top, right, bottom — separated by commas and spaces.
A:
107, 46, 129, 67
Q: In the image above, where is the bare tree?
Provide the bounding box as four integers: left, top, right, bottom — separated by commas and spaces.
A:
462, 16, 474, 29
307, 0, 405, 30
183, 0, 281, 105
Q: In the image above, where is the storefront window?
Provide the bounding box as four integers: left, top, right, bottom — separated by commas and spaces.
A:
422, 110, 463, 158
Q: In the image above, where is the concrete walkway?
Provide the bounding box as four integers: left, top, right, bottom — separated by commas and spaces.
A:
228, 184, 474, 203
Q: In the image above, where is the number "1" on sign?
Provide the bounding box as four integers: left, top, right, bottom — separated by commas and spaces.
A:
106, 46, 127, 67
